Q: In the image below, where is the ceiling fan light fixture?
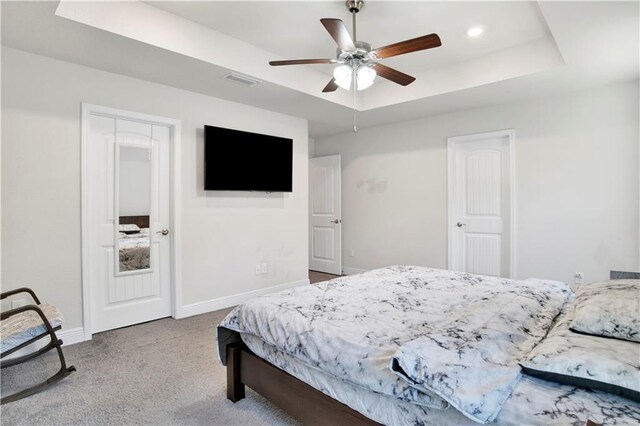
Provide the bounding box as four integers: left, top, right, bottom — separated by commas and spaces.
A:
356, 65, 376, 90
333, 64, 352, 90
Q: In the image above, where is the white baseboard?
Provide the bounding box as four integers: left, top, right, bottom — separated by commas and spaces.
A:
342, 267, 367, 275
177, 279, 311, 319
59, 327, 87, 346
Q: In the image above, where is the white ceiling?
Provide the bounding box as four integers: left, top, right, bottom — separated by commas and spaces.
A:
148, 1, 551, 76
1, 1, 638, 138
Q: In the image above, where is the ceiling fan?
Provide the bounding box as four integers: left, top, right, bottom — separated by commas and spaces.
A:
269, 0, 442, 93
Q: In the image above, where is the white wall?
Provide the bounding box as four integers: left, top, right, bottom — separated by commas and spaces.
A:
309, 137, 315, 158
1, 47, 309, 330
315, 80, 640, 284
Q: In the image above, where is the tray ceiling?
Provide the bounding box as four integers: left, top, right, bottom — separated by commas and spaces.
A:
1, 1, 637, 137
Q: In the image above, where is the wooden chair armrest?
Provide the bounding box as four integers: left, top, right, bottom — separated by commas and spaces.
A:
0, 287, 41, 305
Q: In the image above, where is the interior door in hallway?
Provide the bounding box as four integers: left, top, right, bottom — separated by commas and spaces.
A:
309, 155, 342, 275
84, 107, 175, 334
448, 130, 514, 278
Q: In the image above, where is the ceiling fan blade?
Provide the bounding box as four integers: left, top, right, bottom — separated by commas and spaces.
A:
269, 59, 334, 66
372, 63, 416, 86
320, 18, 356, 52
322, 79, 339, 93
373, 33, 441, 59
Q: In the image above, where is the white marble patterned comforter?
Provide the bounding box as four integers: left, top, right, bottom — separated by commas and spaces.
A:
390, 275, 570, 423
219, 266, 572, 421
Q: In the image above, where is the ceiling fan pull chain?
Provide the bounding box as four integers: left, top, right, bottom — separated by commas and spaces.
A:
353, 67, 358, 133
353, 108, 357, 133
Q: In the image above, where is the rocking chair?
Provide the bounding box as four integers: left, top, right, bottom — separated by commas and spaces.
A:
1, 287, 76, 404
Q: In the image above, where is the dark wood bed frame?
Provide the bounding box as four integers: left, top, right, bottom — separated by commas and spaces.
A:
225, 342, 380, 425
119, 215, 150, 229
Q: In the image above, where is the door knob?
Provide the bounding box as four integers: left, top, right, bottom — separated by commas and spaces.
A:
331, 219, 342, 224
456, 222, 466, 228
156, 228, 170, 236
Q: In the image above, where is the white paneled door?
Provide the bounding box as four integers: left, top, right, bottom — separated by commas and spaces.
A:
309, 155, 342, 275
448, 130, 514, 278
84, 106, 177, 334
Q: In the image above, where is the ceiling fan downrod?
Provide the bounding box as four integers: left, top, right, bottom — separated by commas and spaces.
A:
346, 0, 364, 41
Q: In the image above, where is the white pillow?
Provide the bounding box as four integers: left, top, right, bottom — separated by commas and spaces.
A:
521, 306, 640, 402
571, 280, 640, 343
118, 224, 141, 234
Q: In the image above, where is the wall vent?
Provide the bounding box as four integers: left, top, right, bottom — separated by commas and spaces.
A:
222, 72, 262, 87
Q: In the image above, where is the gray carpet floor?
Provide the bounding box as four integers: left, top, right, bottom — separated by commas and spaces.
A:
1, 308, 299, 425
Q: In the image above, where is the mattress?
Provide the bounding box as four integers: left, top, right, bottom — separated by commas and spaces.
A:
240, 331, 640, 425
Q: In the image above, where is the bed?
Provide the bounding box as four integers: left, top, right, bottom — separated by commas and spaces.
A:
217, 266, 640, 425
118, 216, 150, 272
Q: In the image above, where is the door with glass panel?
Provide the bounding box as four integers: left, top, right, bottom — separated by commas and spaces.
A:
86, 111, 173, 333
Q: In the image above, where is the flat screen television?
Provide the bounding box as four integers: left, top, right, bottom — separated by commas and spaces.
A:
204, 125, 293, 192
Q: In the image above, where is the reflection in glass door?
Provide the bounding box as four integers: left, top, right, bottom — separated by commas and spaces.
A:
116, 145, 152, 273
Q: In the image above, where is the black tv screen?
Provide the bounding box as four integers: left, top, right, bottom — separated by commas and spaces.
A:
204, 125, 293, 192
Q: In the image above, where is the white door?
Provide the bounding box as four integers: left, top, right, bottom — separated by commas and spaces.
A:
85, 109, 173, 333
448, 130, 514, 278
309, 155, 342, 275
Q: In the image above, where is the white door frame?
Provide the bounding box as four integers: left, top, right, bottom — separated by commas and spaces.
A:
446, 129, 516, 278
81, 103, 182, 341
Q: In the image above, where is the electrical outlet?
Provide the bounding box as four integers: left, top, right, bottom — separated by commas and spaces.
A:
349, 248, 355, 257
255, 264, 262, 275
574, 272, 584, 284
261, 262, 268, 274
11, 299, 26, 309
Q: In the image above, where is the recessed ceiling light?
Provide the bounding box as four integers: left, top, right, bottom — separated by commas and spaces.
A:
466, 26, 485, 38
